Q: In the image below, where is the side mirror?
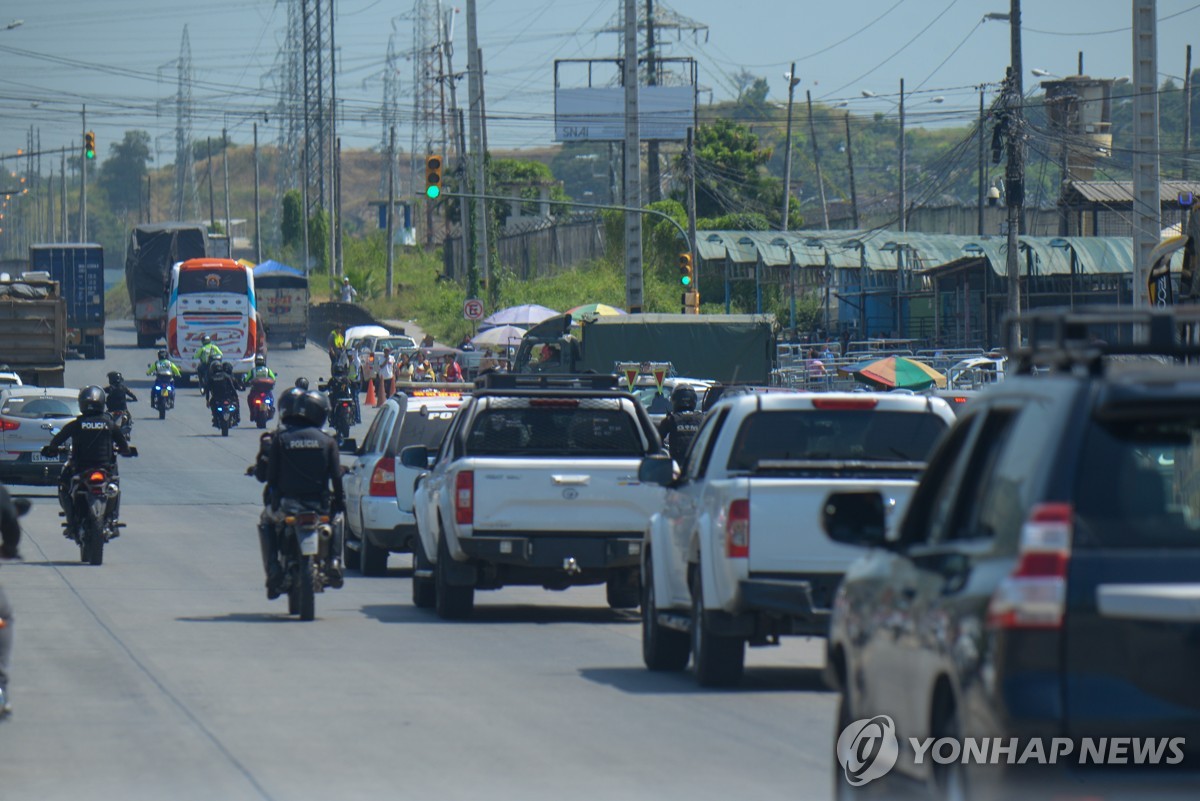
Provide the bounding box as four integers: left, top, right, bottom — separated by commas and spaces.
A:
339, 437, 358, 454
638, 454, 674, 487
126, 446, 140, 458
822, 491, 889, 548
400, 444, 430, 470
13, 498, 31, 517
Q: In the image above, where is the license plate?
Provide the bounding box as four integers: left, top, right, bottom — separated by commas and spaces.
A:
31, 452, 59, 463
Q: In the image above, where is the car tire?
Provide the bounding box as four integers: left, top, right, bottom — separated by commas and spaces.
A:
342, 527, 362, 572
690, 566, 744, 688
411, 537, 436, 609
833, 687, 868, 800
434, 533, 474, 620
360, 532, 388, 577
930, 699, 968, 801
641, 555, 690, 671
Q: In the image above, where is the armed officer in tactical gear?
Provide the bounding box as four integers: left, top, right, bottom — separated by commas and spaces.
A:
249, 386, 310, 597
264, 390, 346, 594
43, 386, 134, 523
657, 384, 704, 466
103, 371, 138, 414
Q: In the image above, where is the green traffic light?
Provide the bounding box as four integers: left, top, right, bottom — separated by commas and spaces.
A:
426, 185, 440, 199
85, 148, 94, 160
680, 275, 692, 286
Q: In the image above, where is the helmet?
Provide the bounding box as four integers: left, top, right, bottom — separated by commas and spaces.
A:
278, 386, 306, 418
222, 361, 234, 374
291, 390, 330, 428
158, 349, 168, 360
671, 384, 698, 413
201, 335, 211, 345
78, 385, 105, 415
294, 377, 310, 391
255, 355, 265, 367
107, 371, 123, 385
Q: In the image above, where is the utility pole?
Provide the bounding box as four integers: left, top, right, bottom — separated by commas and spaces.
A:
898, 79, 906, 232
780, 63, 798, 231
686, 126, 699, 307
622, 0, 644, 312
206, 137, 216, 236
845, 113, 859, 229
1132, 0, 1159, 308
477, 47, 491, 301
223, 128, 232, 254
253, 122, 261, 264
386, 126, 395, 299
1184, 44, 1192, 181
146, 174, 152, 223
1005, 0, 1025, 336
80, 105, 87, 242
60, 152, 66, 240
466, 0, 488, 298
807, 90, 830, 229
978, 86, 986, 235
646, 0, 661, 203
329, 0, 339, 277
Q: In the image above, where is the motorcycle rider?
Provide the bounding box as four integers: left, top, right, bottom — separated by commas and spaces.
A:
146, 350, 181, 410
0, 481, 24, 720
248, 386, 309, 598
243, 355, 278, 420
657, 384, 703, 466
319, 366, 358, 434
294, 376, 310, 392
265, 390, 346, 592
42, 386, 134, 524
196, 335, 223, 395
104, 371, 138, 435
208, 361, 240, 429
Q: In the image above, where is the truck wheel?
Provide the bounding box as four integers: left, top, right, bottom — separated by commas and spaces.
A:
605, 567, 640, 609
360, 533, 388, 577
434, 534, 474, 620
137, 333, 156, 348
690, 568, 745, 687
642, 556, 690, 671
411, 537, 436, 609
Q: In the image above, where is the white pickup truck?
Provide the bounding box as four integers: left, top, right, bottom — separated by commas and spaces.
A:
402, 374, 666, 619
636, 392, 956, 686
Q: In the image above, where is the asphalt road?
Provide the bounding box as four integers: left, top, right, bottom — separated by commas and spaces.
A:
0, 321, 838, 801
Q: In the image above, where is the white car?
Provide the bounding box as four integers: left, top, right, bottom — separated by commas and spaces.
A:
342, 387, 467, 576
0, 369, 23, 388
622, 376, 713, 428
0, 386, 79, 485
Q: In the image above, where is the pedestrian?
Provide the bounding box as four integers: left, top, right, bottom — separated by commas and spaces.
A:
326, 326, 345, 372
377, 347, 395, 405
359, 345, 374, 394
420, 333, 435, 349
442, 354, 463, 383
397, 353, 415, 384
340, 277, 358, 304
807, 348, 827, 382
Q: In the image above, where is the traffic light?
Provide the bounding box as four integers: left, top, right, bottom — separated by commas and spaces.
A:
678, 252, 694, 287
84, 131, 96, 160
425, 154, 443, 199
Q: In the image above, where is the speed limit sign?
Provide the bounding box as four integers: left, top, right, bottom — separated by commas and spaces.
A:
463, 298, 485, 320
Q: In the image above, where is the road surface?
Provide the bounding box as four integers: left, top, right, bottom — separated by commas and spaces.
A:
0, 321, 838, 801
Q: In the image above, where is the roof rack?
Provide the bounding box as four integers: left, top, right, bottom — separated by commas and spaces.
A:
1006, 305, 1200, 375
473, 372, 620, 391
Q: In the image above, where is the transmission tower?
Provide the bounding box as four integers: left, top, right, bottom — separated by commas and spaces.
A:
411, 0, 444, 184
380, 31, 403, 196
301, 0, 330, 214
172, 25, 199, 221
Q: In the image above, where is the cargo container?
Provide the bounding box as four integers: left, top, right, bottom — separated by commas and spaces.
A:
29, 243, 105, 359
0, 276, 67, 386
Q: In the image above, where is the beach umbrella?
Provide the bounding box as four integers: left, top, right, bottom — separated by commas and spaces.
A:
480, 303, 558, 328
470, 324, 526, 350
839, 355, 946, 390
565, 303, 626, 318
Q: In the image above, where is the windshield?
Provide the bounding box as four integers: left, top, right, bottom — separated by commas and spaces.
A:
727, 410, 948, 470
177, 268, 248, 295
466, 407, 644, 457
2, 396, 76, 419
631, 387, 673, 416
395, 408, 457, 451
1075, 417, 1200, 549
377, 336, 417, 352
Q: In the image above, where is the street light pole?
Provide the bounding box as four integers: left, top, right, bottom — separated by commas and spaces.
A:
898, 79, 906, 232
1005, 0, 1024, 340
780, 64, 799, 231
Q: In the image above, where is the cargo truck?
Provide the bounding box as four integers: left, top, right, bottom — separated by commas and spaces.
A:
29, 243, 105, 359
252, 262, 309, 349
512, 313, 777, 385
125, 223, 208, 348
0, 275, 67, 387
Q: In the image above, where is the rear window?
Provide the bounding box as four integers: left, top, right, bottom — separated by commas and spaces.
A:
1075, 418, 1200, 549
2, 396, 76, 419
727, 410, 948, 471
631, 387, 673, 416
394, 408, 457, 452
466, 406, 644, 457
178, 268, 247, 295
378, 336, 417, 352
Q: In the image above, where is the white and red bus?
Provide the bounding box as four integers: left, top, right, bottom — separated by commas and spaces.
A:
167, 258, 260, 380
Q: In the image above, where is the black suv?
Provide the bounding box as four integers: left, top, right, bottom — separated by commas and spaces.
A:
822, 308, 1200, 801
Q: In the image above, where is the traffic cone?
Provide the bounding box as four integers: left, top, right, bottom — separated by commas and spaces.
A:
365, 378, 376, 407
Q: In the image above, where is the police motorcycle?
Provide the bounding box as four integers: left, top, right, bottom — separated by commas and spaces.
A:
112, 410, 134, 440
215, 398, 239, 437
247, 378, 276, 430
54, 441, 138, 566
318, 371, 356, 446
149, 355, 177, 420
275, 499, 341, 621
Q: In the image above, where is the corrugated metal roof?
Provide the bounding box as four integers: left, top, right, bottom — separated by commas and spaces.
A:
1064, 180, 1200, 204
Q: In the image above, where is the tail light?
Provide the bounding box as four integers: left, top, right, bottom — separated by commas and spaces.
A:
253, 398, 262, 405
284, 512, 328, 526
369, 456, 396, 497
0, 419, 18, 431
987, 502, 1072, 630
811, 397, 878, 410
87, 470, 107, 483
727, 499, 750, 558
455, 470, 474, 525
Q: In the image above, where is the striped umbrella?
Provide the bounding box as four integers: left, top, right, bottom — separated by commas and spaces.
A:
839, 355, 947, 390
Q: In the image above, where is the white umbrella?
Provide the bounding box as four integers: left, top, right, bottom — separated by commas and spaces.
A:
480, 304, 558, 328
471, 324, 526, 350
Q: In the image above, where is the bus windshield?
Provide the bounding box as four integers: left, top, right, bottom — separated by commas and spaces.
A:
177, 268, 248, 295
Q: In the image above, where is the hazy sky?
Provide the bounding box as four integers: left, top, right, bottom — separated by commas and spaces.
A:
1, 0, 1197, 163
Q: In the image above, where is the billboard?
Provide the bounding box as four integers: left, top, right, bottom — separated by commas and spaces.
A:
554, 85, 696, 142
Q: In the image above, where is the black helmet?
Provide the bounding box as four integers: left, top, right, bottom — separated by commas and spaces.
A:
222, 361, 234, 374
294, 376, 310, 391
671, 384, 698, 413
157, 349, 168, 360
255, 354, 265, 367
278, 386, 307, 419
107, 371, 123, 385
78, 385, 105, 415
201, 334, 211, 345
291, 390, 330, 428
